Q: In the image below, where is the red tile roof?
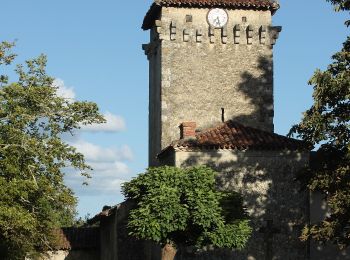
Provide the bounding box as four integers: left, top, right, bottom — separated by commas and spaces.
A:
143, 0, 280, 30
157, 0, 276, 7
54, 227, 100, 250
158, 121, 311, 156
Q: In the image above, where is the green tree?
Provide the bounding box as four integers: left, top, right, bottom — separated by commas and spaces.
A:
329, 0, 350, 25
289, 0, 349, 248
0, 42, 105, 259
122, 166, 252, 260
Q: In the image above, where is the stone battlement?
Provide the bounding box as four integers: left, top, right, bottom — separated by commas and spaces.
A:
151, 19, 281, 46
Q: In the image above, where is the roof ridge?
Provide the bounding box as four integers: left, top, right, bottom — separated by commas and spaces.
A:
142, 0, 280, 30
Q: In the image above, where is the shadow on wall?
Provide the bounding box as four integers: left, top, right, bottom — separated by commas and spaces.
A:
175, 149, 309, 260
168, 59, 350, 259
47, 228, 100, 260
113, 57, 347, 259
167, 58, 309, 259
228, 55, 274, 132
242, 57, 350, 260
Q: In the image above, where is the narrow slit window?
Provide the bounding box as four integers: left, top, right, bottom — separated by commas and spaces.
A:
186, 15, 193, 23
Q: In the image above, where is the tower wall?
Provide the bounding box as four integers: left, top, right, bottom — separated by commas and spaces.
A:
144, 7, 281, 166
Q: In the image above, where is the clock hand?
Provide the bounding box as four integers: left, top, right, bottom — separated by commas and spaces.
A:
215, 17, 221, 26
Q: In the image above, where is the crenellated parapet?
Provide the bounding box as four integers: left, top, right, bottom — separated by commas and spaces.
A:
144, 19, 281, 52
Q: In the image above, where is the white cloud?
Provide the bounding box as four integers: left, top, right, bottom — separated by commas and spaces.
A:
72, 140, 133, 162
80, 112, 126, 133
65, 173, 128, 196
53, 78, 132, 197
89, 161, 130, 176
53, 78, 76, 100
53, 79, 126, 133
65, 139, 134, 196
65, 162, 129, 196
119, 145, 133, 161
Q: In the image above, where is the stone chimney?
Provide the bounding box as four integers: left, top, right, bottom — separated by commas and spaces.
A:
180, 122, 197, 139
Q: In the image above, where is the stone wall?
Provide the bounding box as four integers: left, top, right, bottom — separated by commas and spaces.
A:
110, 201, 161, 260
100, 211, 118, 260
40, 227, 100, 260
144, 7, 281, 166
43, 250, 99, 260
146, 26, 162, 166
159, 149, 309, 260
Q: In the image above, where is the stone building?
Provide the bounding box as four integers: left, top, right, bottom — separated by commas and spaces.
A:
140, 0, 348, 259
142, 0, 281, 167
142, 0, 308, 258
158, 121, 310, 259
46, 0, 349, 259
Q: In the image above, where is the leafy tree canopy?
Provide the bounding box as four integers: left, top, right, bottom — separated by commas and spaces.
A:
0, 42, 105, 259
329, 0, 350, 10
289, 1, 350, 248
122, 166, 252, 260
328, 0, 350, 25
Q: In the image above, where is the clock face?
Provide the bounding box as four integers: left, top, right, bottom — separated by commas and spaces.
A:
207, 8, 228, 28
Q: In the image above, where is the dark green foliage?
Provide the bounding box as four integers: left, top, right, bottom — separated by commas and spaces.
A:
0, 41, 16, 86
122, 166, 252, 251
289, 2, 350, 247
0, 42, 105, 259
329, 0, 350, 10
327, 0, 350, 25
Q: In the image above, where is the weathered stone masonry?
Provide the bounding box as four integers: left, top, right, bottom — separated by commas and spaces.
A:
165, 149, 310, 260
157, 120, 310, 259
141, 1, 312, 259
143, 7, 281, 166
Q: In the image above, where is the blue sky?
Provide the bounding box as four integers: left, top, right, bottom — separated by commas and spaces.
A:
1, 0, 348, 218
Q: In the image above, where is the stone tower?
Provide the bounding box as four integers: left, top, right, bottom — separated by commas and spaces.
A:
143, 0, 281, 166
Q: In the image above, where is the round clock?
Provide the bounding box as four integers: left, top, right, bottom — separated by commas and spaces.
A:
207, 8, 228, 28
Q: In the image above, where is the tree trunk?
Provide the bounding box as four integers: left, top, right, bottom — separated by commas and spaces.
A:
161, 243, 177, 260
